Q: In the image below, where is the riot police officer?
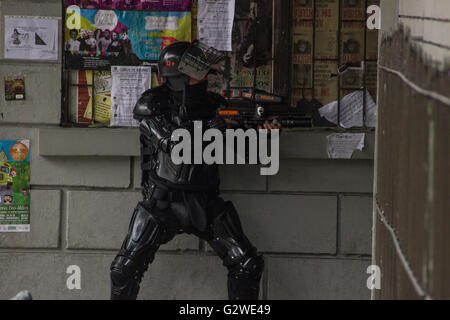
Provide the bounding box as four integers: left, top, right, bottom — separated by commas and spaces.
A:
110, 41, 279, 300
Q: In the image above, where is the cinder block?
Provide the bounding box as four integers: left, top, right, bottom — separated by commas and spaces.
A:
0, 0, 62, 61
266, 256, 371, 299
0, 190, 61, 248
424, 0, 450, 21
269, 159, 374, 193
134, 158, 267, 191
0, 252, 228, 300
279, 132, 375, 160
0, 252, 113, 300
0, 128, 132, 188
33, 156, 131, 187
66, 190, 198, 251
221, 193, 337, 254
1, 0, 62, 19
0, 63, 61, 124
399, 17, 424, 39
140, 253, 228, 300
399, 0, 424, 17
340, 196, 373, 255
219, 165, 267, 191
423, 20, 450, 48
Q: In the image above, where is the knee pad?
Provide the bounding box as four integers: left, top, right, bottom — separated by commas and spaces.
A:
227, 252, 264, 300
229, 252, 264, 281
110, 256, 138, 286
110, 255, 141, 299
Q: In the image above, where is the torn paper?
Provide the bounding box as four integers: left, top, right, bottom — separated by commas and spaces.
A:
327, 133, 365, 159
198, 0, 235, 51
319, 90, 377, 128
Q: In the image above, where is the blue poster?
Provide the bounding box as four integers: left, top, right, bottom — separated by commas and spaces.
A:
0, 140, 31, 232
65, 8, 191, 69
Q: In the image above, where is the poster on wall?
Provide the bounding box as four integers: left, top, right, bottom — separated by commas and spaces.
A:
4, 75, 26, 101
77, 70, 112, 123
0, 140, 31, 233
64, 8, 191, 69
197, 0, 235, 52
65, 0, 192, 11
229, 0, 273, 94
110, 66, 152, 127
4, 16, 59, 61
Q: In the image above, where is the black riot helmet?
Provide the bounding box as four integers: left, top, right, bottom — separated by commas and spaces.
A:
158, 41, 225, 92
158, 41, 191, 92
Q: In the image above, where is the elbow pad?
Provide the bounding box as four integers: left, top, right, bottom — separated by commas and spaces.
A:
140, 117, 173, 153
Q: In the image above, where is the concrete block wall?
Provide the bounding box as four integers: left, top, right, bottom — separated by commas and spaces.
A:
397, 0, 450, 69
0, 0, 374, 300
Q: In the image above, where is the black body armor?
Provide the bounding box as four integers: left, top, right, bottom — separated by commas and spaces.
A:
110, 81, 264, 300
135, 82, 222, 190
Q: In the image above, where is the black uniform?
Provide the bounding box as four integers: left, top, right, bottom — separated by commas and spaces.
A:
110, 79, 264, 300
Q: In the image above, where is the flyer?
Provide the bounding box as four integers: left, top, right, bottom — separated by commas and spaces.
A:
327, 133, 365, 159
319, 89, 377, 128
197, 0, 235, 51
110, 66, 151, 127
80, 70, 112, 123
64, 8, 191, 69
4, 75, 26, 101
0, 140, 31, 233
65, 0, 192, 11
4, 16, 58, 61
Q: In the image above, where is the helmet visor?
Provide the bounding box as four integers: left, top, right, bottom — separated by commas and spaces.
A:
177, 41, 226, 80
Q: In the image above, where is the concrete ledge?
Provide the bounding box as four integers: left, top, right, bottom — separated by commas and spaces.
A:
39, 128, 140, 156
39, 128, 375, 159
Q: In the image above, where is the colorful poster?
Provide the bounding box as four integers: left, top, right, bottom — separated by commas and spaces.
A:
64, 8, 191, 69
4, 16, 58, 61
65, 0, 192, 11
0, 140, 31, 232
77, 70, 112, 123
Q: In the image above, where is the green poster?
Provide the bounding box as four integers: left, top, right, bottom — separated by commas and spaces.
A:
0, 140, 31, 232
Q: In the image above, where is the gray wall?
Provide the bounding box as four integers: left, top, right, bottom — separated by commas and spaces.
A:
0, 0, 374, 300
374, 0, 450, 300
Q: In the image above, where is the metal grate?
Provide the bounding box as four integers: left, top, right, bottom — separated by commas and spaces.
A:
290, 0, 379, 129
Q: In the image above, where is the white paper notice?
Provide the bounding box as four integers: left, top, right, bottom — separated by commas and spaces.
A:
4, 16, 58, 61
198, 0, 235, 51
111, 66, 152, 127
319, 90, 377, 128
327, 133, 365, 159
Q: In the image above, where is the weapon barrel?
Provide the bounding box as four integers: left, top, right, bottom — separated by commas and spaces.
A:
241, 117, 312, 128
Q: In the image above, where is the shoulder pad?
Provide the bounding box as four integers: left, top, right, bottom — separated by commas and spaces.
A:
133, 86, 169, 121
206, 91, 228, 108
